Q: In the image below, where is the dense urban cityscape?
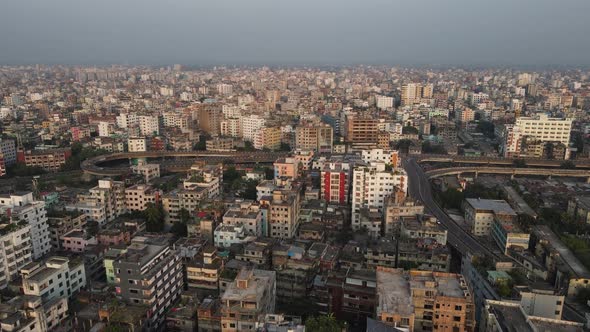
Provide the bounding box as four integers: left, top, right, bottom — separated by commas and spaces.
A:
0, 64, 588, 332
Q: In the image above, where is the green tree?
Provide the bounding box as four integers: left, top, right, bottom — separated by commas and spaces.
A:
402, 126, 419, 135
476, 121, 496, 138
497, 282, 512, 298
240, 179, 259, 200
437, 188, 464, 210
575, 287, 590, 305
144, 202, 165, 232
279, 142, 291, 152
223, 166, 242, 183
305, 314, 344, 332
422, 141, 447, 154
395, 139, 413, 153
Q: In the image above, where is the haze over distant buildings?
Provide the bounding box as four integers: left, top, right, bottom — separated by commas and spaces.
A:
1, 0, 590, 66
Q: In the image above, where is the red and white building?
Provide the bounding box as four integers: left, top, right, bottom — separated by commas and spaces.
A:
320, 161, 352, 205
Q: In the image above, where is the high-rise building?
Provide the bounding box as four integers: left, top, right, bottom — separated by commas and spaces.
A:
295, 124, 333, 153
220, 267, 276, 332
138, 115, 160, 136
320, 161, 352, 204
241, 114, 266, 142
455, 107, 475, 124
0, 139, 17, 165
216, 83, 233, 95
254, 126, 281, 150
376, 267, 475, 332
0, 192, 51, 260
269, 189, 301, 239
345, 114, 379, 147
113, 237, 183, 328
198, 105, 222, 136
76, 179, 126, 226
351, 162, 408, 232
376, 95, 394, 109
0, 220, 31, 288
502, 114, 573, 159
98, 121, 112, 137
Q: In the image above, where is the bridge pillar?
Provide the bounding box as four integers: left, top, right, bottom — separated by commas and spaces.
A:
474, 171, 478, 179
587, 176, 590, 184
510, 173, 515, 180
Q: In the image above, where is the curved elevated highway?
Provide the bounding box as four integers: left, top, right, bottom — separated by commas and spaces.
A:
413, 154, 590, 168
81, 151, 288, 176
426, 166, 590, 180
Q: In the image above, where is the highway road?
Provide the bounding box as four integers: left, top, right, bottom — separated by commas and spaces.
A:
403, 157, 495, 258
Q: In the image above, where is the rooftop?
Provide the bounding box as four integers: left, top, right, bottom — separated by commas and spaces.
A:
465, 198, 516, 215
376, 268, 413, 317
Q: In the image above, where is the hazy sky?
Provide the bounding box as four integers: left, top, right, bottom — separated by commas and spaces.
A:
1, 0, 589, 66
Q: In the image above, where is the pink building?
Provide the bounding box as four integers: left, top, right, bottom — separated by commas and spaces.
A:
97, 229, 131, 246
60, 229, 97, 253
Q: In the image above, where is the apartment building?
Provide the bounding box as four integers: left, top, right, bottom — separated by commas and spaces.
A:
0, 295, 69, 332
464, 198, 517, 236
186, 246, 222, 296
345, 115, 379, 146
320, 161, 352, 205
128, 137, 147, 152
162, 188, 207, 225
295, 124, 333, 153
113, 237, 183, 328
125, 184, 160, 211
138, 115, 160, 136
491, 217, 530, 254
0, 192, 51, 260
21, 256, 86, 301
376, 95, 394, 109
77, 179, 126, 225
269, 189, 301, 239
223, 200, 263, 237
198, 106, 222, 136
254, 126, 281, 150
220, 267, 276, 332
16, 148, 71, 172
273, 157, 300, 179
0, 222, 32, 288
361, 148, 400, 167
376, 267, 475, 332
401, 83, 433, 105
131, 162, 160, 182
0, 138, 17, 165
481, 300, 583, 332
401, 215, 448, 245
214, 223, 254, 248
241, 114, 266, 142
502, 114, 573, 159
351, 162, 408, 231
220, 117, 242, 138
384, 190, 424, 235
